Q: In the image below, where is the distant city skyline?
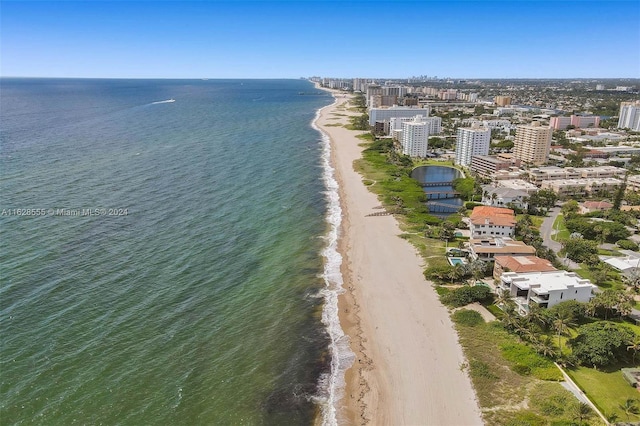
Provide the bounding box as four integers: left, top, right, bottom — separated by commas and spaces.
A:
1, 1, 639, 79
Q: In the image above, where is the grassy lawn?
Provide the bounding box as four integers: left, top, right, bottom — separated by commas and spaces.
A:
552, 214, 571, 241
566, 367, 640, 423
451, 311, 604, 425
515, 214, 545, 230
598, 248, 623, 256
574, 267, 625, 291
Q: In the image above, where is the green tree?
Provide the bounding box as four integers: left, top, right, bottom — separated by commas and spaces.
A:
587, 289, 633, 320
561, 200, 580, 219
571, 402, 594, 426
535, 335, 558, 359
452, 177, 476, 201
495, 288, 515, 311
547, 300, 588, 325
424, 264, 456, 283
527, 189, 558, 215
613, 172, 628, 210
620, 398, 640, 422
441, 285, 493, 307
570, 322, 636, 367
627, 335, 640, 364
590, 262, 614, 286
553, 310, 577, 356
439, 221, 456, 242
562, 237, 598, 263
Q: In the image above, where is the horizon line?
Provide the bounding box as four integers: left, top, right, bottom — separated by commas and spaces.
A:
1, 76, 639, 81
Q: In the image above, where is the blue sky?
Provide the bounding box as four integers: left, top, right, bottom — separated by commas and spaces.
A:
1, 1, 639, 79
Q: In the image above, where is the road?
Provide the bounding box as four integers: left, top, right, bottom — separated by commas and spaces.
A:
539, 206, 640, 323
539, 205, 580, 270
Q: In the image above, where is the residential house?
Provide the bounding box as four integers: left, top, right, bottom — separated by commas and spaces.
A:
469, 206, 516, 239
493, 255, 556, 280
499, 270, 596, 315
481, 186, 529, 211
468, 237, 536, 262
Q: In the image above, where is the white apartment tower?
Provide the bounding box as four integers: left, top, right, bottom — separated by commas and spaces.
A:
618, 101, 640, 131
455, 124, 491, 167
513, 122, 552, 165
401, 116, 429, 157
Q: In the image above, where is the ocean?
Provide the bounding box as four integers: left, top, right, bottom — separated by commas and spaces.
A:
0, 78, 351, 425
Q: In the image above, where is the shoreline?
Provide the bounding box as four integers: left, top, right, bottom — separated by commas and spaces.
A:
313, 83, 483, 425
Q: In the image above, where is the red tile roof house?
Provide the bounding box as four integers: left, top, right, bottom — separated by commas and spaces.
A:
469, 206, 516, 239
581, 200, 613, 213
493, 255, 557, 280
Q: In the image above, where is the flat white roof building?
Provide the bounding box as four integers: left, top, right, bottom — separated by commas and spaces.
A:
401, 116, 429, 158
369, 106, 427, 127
389, 115, 441, 136
499, 271, 596, 315
602, 250, 640, 278
455, 125, 491, 167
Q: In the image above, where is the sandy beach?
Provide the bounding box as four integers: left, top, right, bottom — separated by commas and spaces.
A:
315, 89, 483, 425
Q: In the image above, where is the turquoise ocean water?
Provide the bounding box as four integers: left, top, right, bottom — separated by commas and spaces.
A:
0, 79, 350, 425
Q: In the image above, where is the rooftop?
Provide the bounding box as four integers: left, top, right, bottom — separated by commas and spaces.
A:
501, 270, 595, 293
494, 255, 556, 274
469, 238, 536, 255
470, 206, 516, 227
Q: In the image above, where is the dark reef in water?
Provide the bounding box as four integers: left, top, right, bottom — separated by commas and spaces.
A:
261, 295, 331, 425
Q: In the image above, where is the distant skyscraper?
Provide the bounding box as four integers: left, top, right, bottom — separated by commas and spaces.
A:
401, 116, 429, 157
455, 124, 491, 166
513, 122, 552, 165
618, 101, 640, 131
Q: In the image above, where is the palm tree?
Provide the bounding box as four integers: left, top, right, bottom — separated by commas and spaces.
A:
620, 398, 640, 422
571, 402, 593, 426
627, 335, 640, 364
495, 288, 515, 311
605, 411, 619, 424
552, 311, 576, 356
526, 303, 549, 331
501, 305, 520, 331
535, 336, 557, 359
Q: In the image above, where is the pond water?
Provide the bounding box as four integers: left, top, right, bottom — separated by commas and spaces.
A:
411, 165, 464, 216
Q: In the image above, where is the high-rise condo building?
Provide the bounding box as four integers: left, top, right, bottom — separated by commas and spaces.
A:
618, 101, 640, 131
495, 96, 512, 106
455, 124, 491, 167
513, 122, 552, 165
401, 116, 429, 158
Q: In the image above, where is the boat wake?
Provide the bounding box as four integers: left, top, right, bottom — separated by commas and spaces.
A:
150, 99, 176, 105
312, 101, 355, 426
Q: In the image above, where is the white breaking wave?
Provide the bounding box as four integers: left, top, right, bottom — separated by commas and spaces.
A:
150, 99, 176, 104
312, 100, 356, 426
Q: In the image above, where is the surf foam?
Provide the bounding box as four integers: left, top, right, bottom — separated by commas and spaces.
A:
312, 101, 356, 426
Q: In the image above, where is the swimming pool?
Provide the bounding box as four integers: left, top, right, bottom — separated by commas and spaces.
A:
448, 257, 467, 266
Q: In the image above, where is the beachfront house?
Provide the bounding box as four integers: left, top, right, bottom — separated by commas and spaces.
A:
493, 255, 556, 280
498, 270, 596, 316
469, 206, 516, 239
468, 237, 536, 262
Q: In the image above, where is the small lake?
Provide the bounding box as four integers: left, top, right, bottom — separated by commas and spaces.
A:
411, 165, 464, 216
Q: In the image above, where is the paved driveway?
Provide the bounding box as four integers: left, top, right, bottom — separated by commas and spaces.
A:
539, 205, 580, 270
